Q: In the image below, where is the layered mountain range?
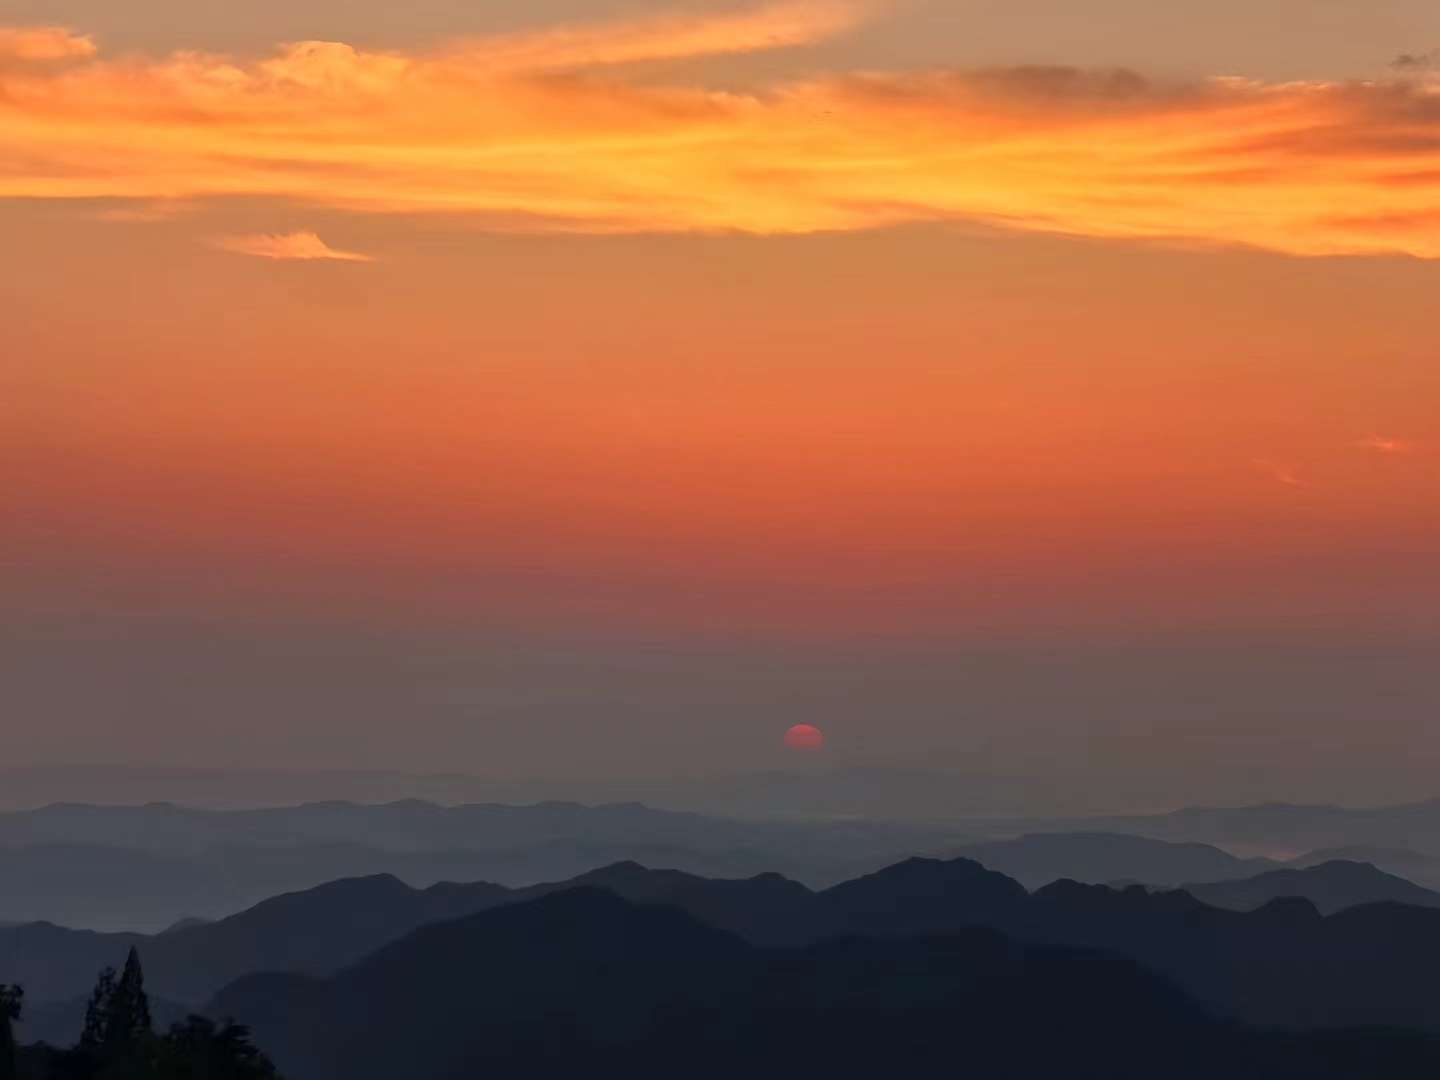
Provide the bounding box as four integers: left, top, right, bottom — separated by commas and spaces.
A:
11, 796, 1440, 932
12, 852, 1440, 1048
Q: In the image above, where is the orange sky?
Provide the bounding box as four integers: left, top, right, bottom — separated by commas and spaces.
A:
2, 1, 1438, 794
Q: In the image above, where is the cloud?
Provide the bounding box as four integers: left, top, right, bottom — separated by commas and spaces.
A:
211, 231, 375, 262
1356, 434, 1416, 454
0, 26, 96, 62
1253, 459, 1305, 487
4, 4, 1440, 256
1392, 51, 1437, 72
445, 0, 878, 73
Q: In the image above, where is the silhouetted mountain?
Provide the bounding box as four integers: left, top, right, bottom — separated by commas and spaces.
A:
211, 889, 742, 1080
1289, 846, 1440, 891
2, 863, 815, 1007
947, 831, 1280, 888
1020, 879, 1440, 1030
0, 841, 518, 931
23, 797, 1440, 935
22, 851, 1440, 1038
0, 874, 513, 1007
519, 862, 816, 946
0, 800, 968, 929
1183, 860, 1440, 915
208, 888, 1440, 1080
816, 855, 1026, 936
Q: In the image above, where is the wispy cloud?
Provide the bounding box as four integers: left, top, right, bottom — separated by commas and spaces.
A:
1356, 434, 1416, 454
5, 4, 1440, 256
0, 26, 95, 62
1253, 459, 1305, 487
211, 231, 375, 262
446, 0, 878, 73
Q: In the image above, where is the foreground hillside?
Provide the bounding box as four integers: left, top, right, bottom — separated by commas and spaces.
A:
210, 888, 1440, 1080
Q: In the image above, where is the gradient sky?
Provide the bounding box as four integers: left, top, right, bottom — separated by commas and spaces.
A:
3, 1, 1439, 811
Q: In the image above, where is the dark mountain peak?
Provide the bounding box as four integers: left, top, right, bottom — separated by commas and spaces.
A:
739, 870, 813, 896
350, 885, 747, 986
479, 885, 696, 932
577, 859, 653, 880
748, 870, 796, 884
246, 873, 415, 910
825, 854, 1017, 893
1298, 859, 1400, 879
1250, 895, 1322, 920
819, 855, 1027, 936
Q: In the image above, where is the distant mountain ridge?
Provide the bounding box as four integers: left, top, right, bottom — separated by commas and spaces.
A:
15, 795, 1440, 933
1288, 846, 1440, 891
1034, 798, 1440, 857
0, 799, 970, 930
948, 831, 1280, 888
1181, 859, 1440, 915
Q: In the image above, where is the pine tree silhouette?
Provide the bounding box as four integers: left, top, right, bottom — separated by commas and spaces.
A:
80, 967, 117, 1052
81, 948, 152, 1055
111, 949, 153, 1047
74, 948, 156, 1079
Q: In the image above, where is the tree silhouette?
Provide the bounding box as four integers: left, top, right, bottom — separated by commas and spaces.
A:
75, 949, 156, 1080
154, 1018, 279, 1080
0, 962, 280, 1080
79, 968, 116, 1052
81, 949, 152, 1055
0, 985, 22, 1080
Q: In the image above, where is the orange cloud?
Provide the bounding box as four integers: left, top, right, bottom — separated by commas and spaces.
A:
1253, 459, 1305, 487
211, 230, 374, 262
4, 5, 1440, 257
1357, 434, 1416, 454
0, 26, 96, 62
445, 0, 878, 73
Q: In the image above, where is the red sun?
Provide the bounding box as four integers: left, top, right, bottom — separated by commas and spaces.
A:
784, 723, 825, 751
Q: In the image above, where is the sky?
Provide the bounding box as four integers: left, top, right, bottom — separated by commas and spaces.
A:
3, 0, 1439, 812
